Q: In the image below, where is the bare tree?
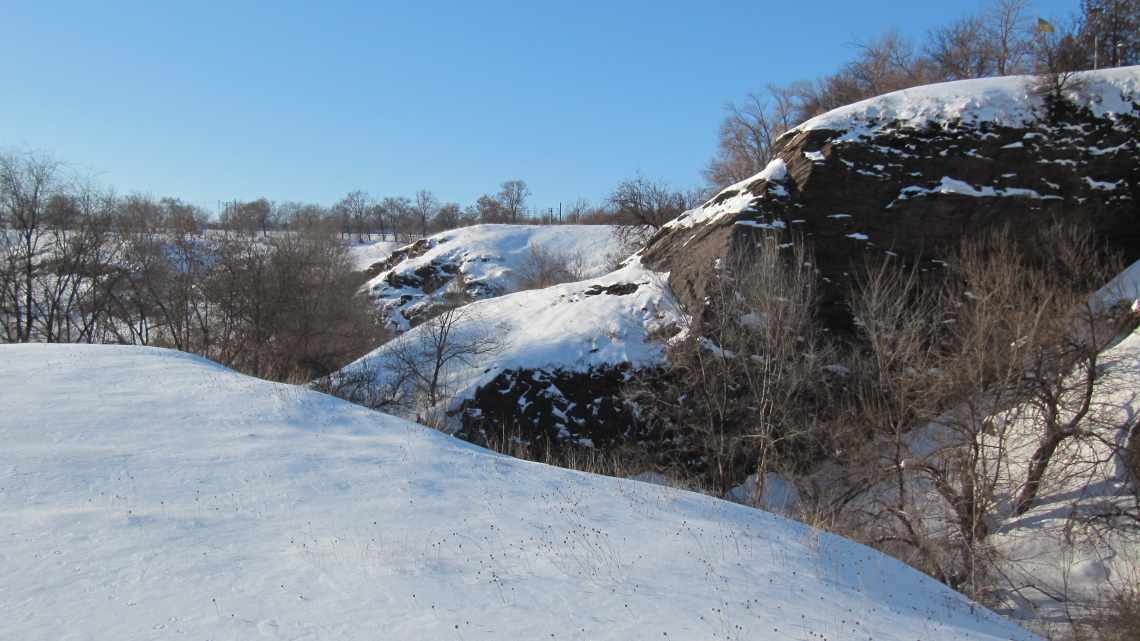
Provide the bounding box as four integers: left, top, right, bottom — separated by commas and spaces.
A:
386, 305, 503, 419
333, 191, 371, 242
1032, 16, 1090, 103
1080, 0, 1140, 68
986, 0, 1033, 75
378, 196, 414, 242
0, 151, 65, 342
839, 222, 1123, 598
848, 30, 937, 96
432, 202, 462, 231
704, 86, 799, 189
607, 176, 699, 252
496, 180, 530, 224
927, 15, 994, 80
413, 189, 438, 238
628, 232, 833, 496
220, 198, 272, 237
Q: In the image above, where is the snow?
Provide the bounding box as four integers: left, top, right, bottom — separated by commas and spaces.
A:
893, 176, 1060, 203
734, 218, 786, 230
338, 257, 684, 415
0, 344, 1039, 640
727, 473, 802, 514
362, 225, 623, 330
794, 66, 1140, 138
345, 238, 403, 272
1084, 176, 1125, 191
663, 158, 788, 232
985, 319, 1140, 625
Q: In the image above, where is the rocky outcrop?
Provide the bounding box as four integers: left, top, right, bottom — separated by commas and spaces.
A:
359, 224, 622, 331
643, 70, 1140, 330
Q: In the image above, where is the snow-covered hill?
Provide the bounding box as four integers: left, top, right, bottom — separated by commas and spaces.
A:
0, 344, 1039, 640
361, 225, 622, 330
336, 257, 681, 419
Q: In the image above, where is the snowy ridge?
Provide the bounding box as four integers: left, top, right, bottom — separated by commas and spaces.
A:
0, 344, 1040, 640
346, 238, 403, 272
339, 257, 682, 413
650, 67, 1140, 251
795, 66, 1140, 138
662, 158, 788, 232
362, 224, 622, 330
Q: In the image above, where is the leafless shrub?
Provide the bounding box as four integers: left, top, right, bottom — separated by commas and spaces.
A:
838, 221, 1124, 599
607, 177, 699, 252
1031, 17, 1091, 107
704, 85, 799, 189
385, 305, 504, 422
1095, 587, 1140, 641
515, 243, 585, 290
628, 231, 836, 496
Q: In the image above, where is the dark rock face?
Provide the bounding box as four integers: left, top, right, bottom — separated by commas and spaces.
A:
583, 282, 640, 296
361, 236, 502, 328
642, 94, 1140, 330
454, 364, 713, 475
363, 236, 442, 280
455, 365, 639, 452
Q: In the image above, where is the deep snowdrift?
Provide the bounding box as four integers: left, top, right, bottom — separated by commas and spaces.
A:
0, 344, 1040, 640
362, 225, 623, 330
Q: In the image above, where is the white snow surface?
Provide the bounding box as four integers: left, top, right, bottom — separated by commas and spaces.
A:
794, 66, 1140, 137
339, 258, 682, 413
345, 238, 403, 272
362, 225, 622, 329
0, 344, 1041, 641
892, 176, 1061, 204
663, 158, 788, 232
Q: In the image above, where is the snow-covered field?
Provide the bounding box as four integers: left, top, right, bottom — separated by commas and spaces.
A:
362, 224, 622, 330
0, 344, 1039, 640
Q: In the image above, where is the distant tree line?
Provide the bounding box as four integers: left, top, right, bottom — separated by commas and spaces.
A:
0, 151, 387, 380
209, 176, 703, 244
706, 0, 1140, 188
0, 148, 706, 378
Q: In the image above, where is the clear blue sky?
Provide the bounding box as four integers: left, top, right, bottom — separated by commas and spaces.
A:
1, 0, 1076, 213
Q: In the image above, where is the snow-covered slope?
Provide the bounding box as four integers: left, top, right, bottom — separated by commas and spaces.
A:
795, 66, 1140, 138
362, 225, 622, 330
337, 258, 681, 415
0, 344, 1039, 641
987, 320, 1140, 625
346, 238, 402, 272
